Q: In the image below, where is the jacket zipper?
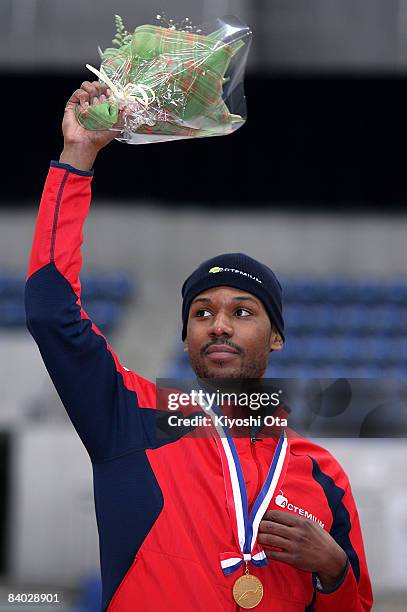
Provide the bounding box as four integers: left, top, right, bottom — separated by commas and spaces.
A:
249, 436, 262, 511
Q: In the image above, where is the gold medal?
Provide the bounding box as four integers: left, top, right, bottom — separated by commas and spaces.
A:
232, 565, 264, 609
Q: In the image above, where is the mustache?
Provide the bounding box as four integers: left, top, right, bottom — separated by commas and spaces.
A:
201, 339, 244, 355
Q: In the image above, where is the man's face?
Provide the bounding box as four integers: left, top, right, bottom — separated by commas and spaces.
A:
184, 286, 283, 379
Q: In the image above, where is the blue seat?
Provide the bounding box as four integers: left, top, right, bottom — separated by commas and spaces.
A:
0, 300, 26, 326
350, 282, 386, 305
75, 574, 102, 612
83, 301, 122, 332
81, 272, 135, 301
387, 282, 407, 305
0, 272, 135, 330
167, 275, 407, 379
0, 275, 24, 299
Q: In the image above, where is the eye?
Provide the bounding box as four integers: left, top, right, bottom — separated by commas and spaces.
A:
235, 308, 251, 317
195, 309, 212, 318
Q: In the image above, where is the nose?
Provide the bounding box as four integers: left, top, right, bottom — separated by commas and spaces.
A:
208, 311, 234, 338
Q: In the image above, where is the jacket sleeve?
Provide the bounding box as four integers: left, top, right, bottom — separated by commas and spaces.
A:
25, 161, 157, 462
312, 469, 374, 611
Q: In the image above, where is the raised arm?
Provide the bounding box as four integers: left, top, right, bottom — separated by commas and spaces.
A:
25, 82, 156, 462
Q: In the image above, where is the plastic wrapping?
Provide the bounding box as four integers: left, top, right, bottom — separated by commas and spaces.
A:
75, 14, 252, 144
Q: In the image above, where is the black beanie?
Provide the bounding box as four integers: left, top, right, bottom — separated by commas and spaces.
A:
181, 253, 284, 341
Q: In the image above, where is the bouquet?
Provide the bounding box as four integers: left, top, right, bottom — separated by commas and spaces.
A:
75, 14, 252, 144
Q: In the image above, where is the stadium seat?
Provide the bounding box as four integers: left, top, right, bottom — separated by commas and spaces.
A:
0, 272, 136, 334
167, 277, 407, 380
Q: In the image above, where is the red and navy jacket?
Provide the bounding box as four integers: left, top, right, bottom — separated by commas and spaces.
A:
25, 162, 374, 612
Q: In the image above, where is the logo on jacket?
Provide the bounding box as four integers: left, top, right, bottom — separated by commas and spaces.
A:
274, 490, 325, 528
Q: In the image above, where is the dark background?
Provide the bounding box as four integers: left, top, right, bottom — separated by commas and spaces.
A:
3, 72, 407, 207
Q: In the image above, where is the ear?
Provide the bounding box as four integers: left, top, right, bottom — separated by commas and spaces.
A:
184, 339, 189, 353
269, 328, 283, 352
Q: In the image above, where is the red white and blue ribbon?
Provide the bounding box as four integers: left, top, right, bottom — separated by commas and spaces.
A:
205, 403, 290, 576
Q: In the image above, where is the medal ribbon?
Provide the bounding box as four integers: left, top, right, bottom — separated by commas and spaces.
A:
205, 403, 290, 576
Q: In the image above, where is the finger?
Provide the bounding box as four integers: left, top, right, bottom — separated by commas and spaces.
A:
258, 533, 294, 551
258, 520, 293, 539
263, 510, 299, 527
80, 81, 98, 99
265, 549, 293, 563
65, 88, 90, 110
81, 80, 109, 99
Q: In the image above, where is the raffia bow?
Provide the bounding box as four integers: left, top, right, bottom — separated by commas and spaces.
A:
85, 63, 156, 108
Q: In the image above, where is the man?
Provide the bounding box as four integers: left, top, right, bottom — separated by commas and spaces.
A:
25, 81, 373, 611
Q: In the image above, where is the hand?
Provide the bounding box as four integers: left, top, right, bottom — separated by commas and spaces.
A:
59, 80, 120, 171
258, 510, 348, 589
